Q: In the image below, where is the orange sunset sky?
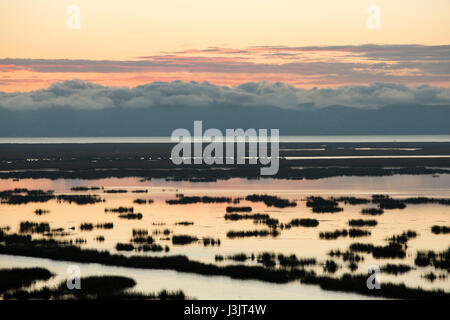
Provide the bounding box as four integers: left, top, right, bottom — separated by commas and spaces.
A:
1, 0, 449, 92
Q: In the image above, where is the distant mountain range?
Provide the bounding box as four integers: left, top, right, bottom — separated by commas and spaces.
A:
0, 104, 449, 137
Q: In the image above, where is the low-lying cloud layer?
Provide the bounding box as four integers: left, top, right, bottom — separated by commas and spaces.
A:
1, 80, 450, 110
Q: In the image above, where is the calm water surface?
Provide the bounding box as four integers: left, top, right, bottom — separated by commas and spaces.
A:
0, 174, 449, 298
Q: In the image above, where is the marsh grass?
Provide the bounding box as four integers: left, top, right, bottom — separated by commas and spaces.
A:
1, 238, 448, 298
226, 206, 252, 213
350, 242, 406, 259
333, 197, 370, 205
0, 267, 53, 294
132, 229, 148, 237
175, 221, 194, 226
301, 273, 449, 299
227, 229, 279, 238
380, 264, 413, 275
105, 207, 134, 213
329, 250, 364, 263
34, 209, 49, 215
56, 194, 104, 205
167, 196, 232, 205
306, 197, 343, 213
372, 195, 406, 210
19, 221, 50, 234
289, 218, 319, 227
71, 187, 102, 191
348, 219, 377, 227
388, 230, 417, 244
3, 275, 187, 300
172, 235, 199, 245
224, 213, 270, 221
431, 225, 450, 234
104, 189, 128, 194
119, 213, 143, 220
323, 260, 338, 273
415, 247, 450, 270
361, 208, 384, 215
245, 194, 296, 208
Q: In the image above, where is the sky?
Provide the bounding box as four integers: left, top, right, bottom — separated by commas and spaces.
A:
0, 0, 449, 92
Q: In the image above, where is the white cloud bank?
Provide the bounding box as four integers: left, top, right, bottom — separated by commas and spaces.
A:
1, 80, 450, 110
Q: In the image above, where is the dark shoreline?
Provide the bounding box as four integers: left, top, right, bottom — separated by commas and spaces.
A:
0, 142, 449, 181
2, 142, 450, 160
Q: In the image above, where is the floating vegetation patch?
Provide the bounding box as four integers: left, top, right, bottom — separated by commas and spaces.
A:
19, 221, 50, 234
105, 206, 134, 213
253, 217, 279, 229
380, 264, 412, 275
361, 208, 384, 215
80, 223, 94, 231
388, 230, 417, 244
3, 275, 187, 300
167, 196, 232, 205
431, 225, 450, 234
224, 213, 270, 221
172, 235, 199, 245
96, 222, 114, 229
422, 272, 448, 282
131, 236, 154, 244
329, 250, 364, 263
132, 229, 148, 236
0, 267, 53, 294
136, 244, 168, 252
226, 229, 279, 239
333, 197, 370, 205
320, 229, 370, 240
300, 273, 449, 299
215, 252, 316, 269
202, 237, 221, 247
75, 238, 86, 244
175, 221, 194, 226
118, 213, 143, 220
348, 262, 358, 272
34, 209, 50, 215
289, 218, 319, 227
350, 242, 406, 259
0, 189, 54, 204
323, 260, 338, 273
245, 194, 296, 208
257, 252, 276, 267
348, 229, 371, 238
116, 243, 134, 251
153, 229, 171, 236
306, 197, 343, 213
131, 189, 148, 193
215, 253, 252, 262
71, 187, 102, 191
415, 247, 450, 271
226, 206, 252, 213
403, 197, 450, 206
348, 219, 377, 227
277, 254, 316, 268
372, 195, 406, 210
133, 198, 154, 204
104, 189, 128, 194
56, 194, 104, 205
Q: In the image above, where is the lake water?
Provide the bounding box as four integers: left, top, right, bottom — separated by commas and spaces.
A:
0, 174, 449, 299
